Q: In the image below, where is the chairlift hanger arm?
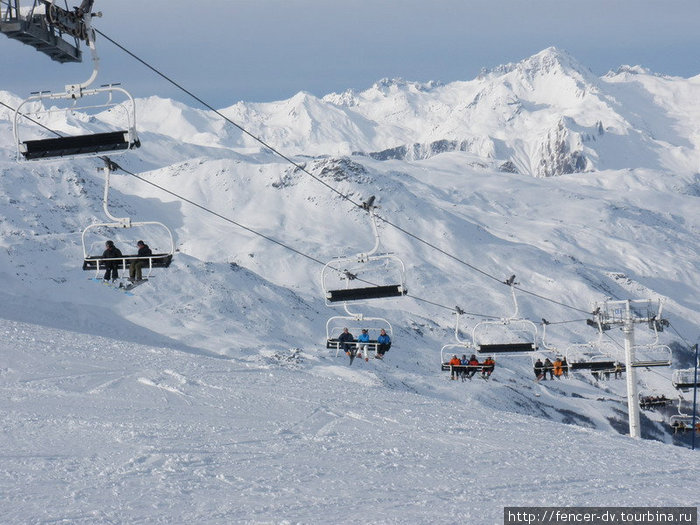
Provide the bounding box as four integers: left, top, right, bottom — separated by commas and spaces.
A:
451, 307, 471, 347
97, 158, 130, 226
506, 275, 521, 320
540, 318, 557, 352
358, 196, 380, 259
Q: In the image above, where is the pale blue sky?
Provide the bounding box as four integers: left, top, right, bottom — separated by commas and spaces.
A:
2, 0, 699, 108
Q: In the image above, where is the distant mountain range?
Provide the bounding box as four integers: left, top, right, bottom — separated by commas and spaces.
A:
201, 47, 699, 177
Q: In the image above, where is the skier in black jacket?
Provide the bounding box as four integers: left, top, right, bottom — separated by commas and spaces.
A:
534, 358, 544, 381
129, 240, 152, 282
338, 328, 354, 355
102, 240, 123, 281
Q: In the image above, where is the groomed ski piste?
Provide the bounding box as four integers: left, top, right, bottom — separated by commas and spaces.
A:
1, 48, 699, 522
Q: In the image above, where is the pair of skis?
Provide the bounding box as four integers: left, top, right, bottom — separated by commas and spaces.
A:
348, 349, 382, 366
89, 277, 148, 294
121, 278, 149, 291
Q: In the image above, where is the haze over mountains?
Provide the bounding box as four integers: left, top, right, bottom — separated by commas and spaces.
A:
0, 47, 698, 522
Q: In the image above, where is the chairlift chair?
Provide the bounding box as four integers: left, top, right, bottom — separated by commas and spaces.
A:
472, 277, 537, 356
669, 415, 699, 434
321, 198, 407, 305
565, 313, 623, 373
440, 307, 475, 368
321, 197, 404, 358
672, 369, 700, 391
669, 397, 699, 433
325, 311, 393, 359
81, 158, 174, 278
12, 7, 140, 161
629, 318, 672, 368
638, 391, 672, 410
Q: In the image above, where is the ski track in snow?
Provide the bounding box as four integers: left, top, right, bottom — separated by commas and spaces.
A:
1, 319, 698, 524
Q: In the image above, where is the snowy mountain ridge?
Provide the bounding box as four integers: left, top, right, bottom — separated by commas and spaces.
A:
213, 47, 700, 177
4, 47, 699, 177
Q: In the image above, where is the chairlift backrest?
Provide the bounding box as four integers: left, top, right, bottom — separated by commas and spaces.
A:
325, 314, 393, 357
472, 305, 536, 355
81, 222, 174, 278
325, 316, 393, 342
326, 283, 404, 303
565, 341, 621, 373
440, 344, 473, 365
568, 359, 618, 372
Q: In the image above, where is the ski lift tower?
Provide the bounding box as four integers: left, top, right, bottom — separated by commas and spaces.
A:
594, 299, 669, 439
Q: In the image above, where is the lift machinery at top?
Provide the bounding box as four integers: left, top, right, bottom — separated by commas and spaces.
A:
1, 0, 82, 62
9, 1, 140, 161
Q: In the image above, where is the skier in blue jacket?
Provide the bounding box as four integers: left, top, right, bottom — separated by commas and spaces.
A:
377, 328, 391, 358
357, 329, 371, 358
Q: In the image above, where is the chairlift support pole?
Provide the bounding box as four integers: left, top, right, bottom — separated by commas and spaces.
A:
621, 300, 640, 440
597, 298, 667, 440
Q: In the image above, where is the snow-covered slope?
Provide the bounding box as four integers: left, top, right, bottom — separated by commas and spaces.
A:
0, 48, 699, 522
2, 318, 698, 523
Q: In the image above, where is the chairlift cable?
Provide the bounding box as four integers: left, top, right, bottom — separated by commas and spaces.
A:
113, 160, 502, 317
104, 159, 332, 268
91, 34, 502, 299
546, 318, 588, 325
93, 30, 598, 318
0, 100, 63, 138
513, 286, 591, 315
668, 322, 699, 351
102, 158, 493, 316
0, 104, 625, 327
410, 295, 497, 317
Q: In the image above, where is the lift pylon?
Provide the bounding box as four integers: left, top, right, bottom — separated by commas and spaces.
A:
592, 299, 670, 439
